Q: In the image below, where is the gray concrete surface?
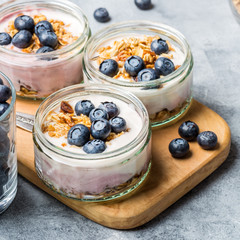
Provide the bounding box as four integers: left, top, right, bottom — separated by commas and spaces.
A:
0, 0, 240, 239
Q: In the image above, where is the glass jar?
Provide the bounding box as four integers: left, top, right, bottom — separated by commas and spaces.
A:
33, 84, 152, 202
0, 0, 90, 99
83, 21, 193, 128
0, 72, 17, 214
229, 0, 240, 24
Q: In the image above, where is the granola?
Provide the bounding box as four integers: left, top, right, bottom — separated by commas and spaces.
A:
6, 14, 78, 53
95, 36, 180, 80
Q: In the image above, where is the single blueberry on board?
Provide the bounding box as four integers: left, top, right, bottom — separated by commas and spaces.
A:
169, 138, 189, 158
67, 124, 90, 147
14, 15, 35, 32
151, 38, 169, 55
98, 102, 119, 119
12, 30, 32, 49
94, 8, 110, 22
154, 57, 175, 76
109, 116, 127, 133
75, 100, 95, 116
124, 55, 145, 77
89, 108, 109, 122
83, 139, 106, 154
90, 119, 111, 140
0, 32, 12, 45
178, 121, 199, 141
99, 59, 118, 77
197, 131, 218, 150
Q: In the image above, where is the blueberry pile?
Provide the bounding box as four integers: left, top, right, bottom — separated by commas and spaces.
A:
0, 15, 58, 52
169, 121, 218, 158
67, 100, 127, 154
0, 126, 10, 198
0, 78, 11, 117
99, 38, 175, 83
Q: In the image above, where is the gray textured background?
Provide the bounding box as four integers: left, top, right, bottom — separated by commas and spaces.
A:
1, 0, 240, 239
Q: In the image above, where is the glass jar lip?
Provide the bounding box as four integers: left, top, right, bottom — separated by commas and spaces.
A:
0, 0, 90, 59
84, 20, 193, 88
34, 83, 150, 163
0, 71, 16, 121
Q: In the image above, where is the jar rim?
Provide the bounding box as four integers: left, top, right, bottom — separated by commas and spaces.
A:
0, 71, 16, 121
0, 0, 90, 59
33, 84, 151, 163
83, 20, 193, 88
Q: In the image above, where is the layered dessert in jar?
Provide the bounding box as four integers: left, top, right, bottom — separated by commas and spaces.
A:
33, 84, 151, 201
83, 21, 193, 127
0, 0, 90, 99
0, 72, 17, 214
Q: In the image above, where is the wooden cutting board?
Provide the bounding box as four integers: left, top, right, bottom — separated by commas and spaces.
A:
16, 98, 231, 229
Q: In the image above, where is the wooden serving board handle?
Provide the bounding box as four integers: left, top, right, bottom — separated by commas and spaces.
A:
16, 99, 231, 229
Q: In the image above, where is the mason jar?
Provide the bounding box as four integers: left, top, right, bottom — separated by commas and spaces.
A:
0, 0, 90, 99
33, 84, 152, 202
0, 72, 17, 214
83, 21, 193, 128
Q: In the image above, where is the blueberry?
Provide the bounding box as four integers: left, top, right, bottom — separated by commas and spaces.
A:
178, 121, 199, 141
36, 46, 54, 53
83, 139, 106, 154
154, 57, 175, 76
0, 163, 9, 186
0, 139, 10, 160
67, 124, 90, 147
99, 59, 118, 77
75, 100, 95, 116
124, 55, 145, 77
0, 32, 12, 45
0, 78, 3, 85
38, 31, 58, 49
197, 131, 218, 150
135, 0, 152, 10
110, 116, 127, 133
151, 39, 169, 55
0, 103, 9, 116
12, 30, 32, 49
169, 138, 189, 158
0, 126, 8, 143
94, 8, 110, 23
35, 21, 53, 36
90, 119, 111, 140
0, 85, 11, 103
137, 68, 158, 82
89, 108, 109, 122
0, 186, 3, 197
98, 102, 119, 119
14, 15, 35, 32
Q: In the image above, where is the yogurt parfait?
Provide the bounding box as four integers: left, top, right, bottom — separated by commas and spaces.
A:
0, 0, 90, 99
33, 84, 151, 201
83, 21, 193, 127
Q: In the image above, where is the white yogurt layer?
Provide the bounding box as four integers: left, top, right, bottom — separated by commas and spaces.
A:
44, 95, 143, 154
0, 8, 82, 52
